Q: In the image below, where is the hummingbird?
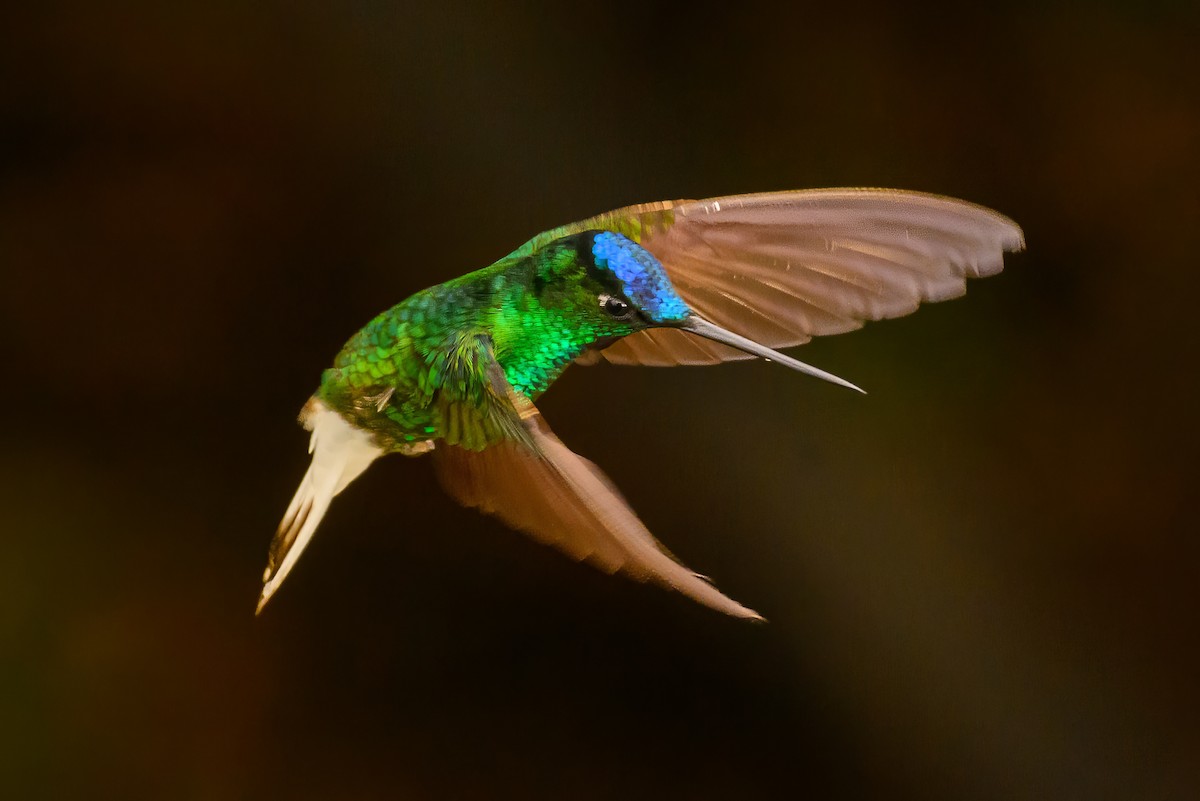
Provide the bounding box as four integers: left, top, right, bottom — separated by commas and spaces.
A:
258, 189, 1023, 620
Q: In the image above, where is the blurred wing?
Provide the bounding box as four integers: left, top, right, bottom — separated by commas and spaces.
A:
523, 189, 1025, 366
433, 362, 762, 620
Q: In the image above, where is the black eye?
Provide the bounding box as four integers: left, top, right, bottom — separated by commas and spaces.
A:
599, 293, 634, 320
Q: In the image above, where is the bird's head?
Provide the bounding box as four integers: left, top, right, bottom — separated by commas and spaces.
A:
545, 230, 862, 392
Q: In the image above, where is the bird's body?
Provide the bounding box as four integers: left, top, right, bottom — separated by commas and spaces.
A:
315, 233, 639, 452
259, 189, 1024, 619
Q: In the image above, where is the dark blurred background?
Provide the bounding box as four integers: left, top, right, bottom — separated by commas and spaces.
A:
2, 1, 1198, 799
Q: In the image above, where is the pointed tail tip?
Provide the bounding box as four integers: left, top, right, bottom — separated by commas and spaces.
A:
255, 580, 276, 616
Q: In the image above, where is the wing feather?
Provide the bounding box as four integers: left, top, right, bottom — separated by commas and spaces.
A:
524, 189, 1022, 367
433, 354, 763, 620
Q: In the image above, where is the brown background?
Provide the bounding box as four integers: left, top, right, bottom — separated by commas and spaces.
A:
2, 2, 1198, 799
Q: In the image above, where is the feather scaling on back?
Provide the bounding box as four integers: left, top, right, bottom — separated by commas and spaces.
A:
258, 188, 1024, 619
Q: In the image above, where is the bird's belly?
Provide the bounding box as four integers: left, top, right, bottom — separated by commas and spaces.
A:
318, 371, 437, 455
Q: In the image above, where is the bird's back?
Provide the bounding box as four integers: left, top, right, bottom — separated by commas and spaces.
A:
311, 244, 604, 453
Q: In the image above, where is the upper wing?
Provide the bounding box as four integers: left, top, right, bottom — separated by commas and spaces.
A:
517, 189, 1024, 366
432, 339, 762, 620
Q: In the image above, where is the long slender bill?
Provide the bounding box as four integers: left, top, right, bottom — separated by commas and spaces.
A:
679, 315, 866, 394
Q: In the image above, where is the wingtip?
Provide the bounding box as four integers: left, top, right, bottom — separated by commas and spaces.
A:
738, 604, 767, 623
723, 608, 766, 624
718, 598, 768, 623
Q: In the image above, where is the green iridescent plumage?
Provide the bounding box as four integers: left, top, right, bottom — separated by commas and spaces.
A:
258, 189, 1024, 619
316, 234, 639, 453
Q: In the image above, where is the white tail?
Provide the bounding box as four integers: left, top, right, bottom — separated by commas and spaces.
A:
257, 399, 383, 614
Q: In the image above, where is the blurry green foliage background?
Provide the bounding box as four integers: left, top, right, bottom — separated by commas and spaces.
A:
1, 2, 1197, 799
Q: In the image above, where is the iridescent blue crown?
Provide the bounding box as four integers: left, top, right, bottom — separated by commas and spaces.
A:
591, 231, 690, 323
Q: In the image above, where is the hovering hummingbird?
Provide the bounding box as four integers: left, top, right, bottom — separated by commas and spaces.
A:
258, 189, 1023, 620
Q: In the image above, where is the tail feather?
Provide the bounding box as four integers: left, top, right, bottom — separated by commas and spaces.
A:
257, 399, 383, 614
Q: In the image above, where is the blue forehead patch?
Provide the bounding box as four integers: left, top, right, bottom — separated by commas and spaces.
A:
591, 231, 690, 323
